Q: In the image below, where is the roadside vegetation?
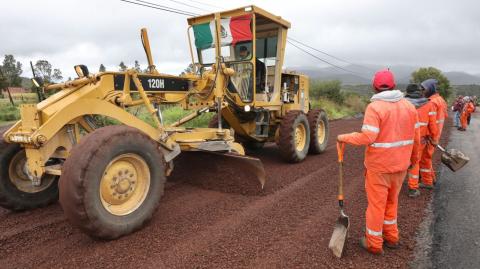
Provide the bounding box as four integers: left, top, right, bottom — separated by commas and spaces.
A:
310, 79, 368, 119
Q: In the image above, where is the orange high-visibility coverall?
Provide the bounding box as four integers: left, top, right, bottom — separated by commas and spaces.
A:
423, 93, 448, 183
339, 97, 420, 253
408, 102, 438, 189
461, 102, 475, 129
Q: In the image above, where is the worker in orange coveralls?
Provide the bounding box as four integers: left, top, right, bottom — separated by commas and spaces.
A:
459, 96, 475, 131
419, 79, 447, 187
337, 70, 420, 255
404, 84, 438, 198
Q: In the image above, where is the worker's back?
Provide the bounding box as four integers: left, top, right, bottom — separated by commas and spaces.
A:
365, 97, 418, 173
416, 102, 438, 138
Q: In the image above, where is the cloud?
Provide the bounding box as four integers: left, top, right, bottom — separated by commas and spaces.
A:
2, 0, 480, 78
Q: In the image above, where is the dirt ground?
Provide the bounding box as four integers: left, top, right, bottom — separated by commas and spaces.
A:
0, 118, 450, 269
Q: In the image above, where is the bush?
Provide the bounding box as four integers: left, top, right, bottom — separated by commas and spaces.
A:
344, 92, 368, 112
310, 80, 344, 104
311, 98, 354, 120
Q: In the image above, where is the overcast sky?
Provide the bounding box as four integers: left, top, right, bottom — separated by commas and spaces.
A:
2, 0, 479, 79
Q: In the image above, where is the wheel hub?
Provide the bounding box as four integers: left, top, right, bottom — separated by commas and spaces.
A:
294, 124, 307, 152
8, 150, 55, 193
100, 154, 150, 216
317, 120, 326, 143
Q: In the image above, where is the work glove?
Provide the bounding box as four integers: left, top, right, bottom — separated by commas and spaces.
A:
337, 134, 347, 142
427, 136, 438, 146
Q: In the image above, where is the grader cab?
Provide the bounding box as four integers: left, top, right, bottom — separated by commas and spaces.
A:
0, 6, 328, 239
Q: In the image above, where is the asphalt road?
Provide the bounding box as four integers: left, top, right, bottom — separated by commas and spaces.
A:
432, 112, 480, 269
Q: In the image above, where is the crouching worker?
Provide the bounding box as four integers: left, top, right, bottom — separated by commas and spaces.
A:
337, 69, 420, 255
404, 84, 438, 197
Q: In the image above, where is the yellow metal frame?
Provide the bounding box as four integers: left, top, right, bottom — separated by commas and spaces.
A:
3, 5, 311, 183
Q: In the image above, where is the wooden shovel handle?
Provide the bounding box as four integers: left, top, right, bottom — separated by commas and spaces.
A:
336, 142, 345, 205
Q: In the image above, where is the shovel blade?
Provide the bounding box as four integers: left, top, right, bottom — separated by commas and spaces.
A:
329, 215, 350, 258
441, 148, 470, 172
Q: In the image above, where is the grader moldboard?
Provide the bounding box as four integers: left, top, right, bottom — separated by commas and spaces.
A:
0, 6, 328, 239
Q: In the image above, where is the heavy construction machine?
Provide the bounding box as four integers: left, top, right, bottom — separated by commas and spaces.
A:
0, 6, 328, 239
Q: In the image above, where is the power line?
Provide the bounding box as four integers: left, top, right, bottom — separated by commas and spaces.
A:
164, 0, 210, 12
184, 0, 225, 10
119, 0, 373, 79
136, 0, 199, 15
119, 0, 198, 16
287, 40, 371, 79
288, 37, 376, 72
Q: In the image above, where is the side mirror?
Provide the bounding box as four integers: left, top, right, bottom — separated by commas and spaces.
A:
74, 65, 90, 78
31, 77, 44, 87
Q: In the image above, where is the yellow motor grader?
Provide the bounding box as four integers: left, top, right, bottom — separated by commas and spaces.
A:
0, 5, 328, 239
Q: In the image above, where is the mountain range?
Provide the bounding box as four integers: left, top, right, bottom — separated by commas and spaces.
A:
288, 64, 480, 85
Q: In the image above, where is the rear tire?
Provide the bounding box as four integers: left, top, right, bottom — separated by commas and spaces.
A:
0, 125, 59, 211
59, 125, 166, 239
307, 109, 329, 154
278, 111, 310, 162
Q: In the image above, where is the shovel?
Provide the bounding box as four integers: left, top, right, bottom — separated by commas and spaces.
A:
436, 144, 469, 172
328, 142, 350, 258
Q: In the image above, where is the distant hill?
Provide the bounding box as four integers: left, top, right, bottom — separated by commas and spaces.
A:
289, 64, 480, 85
443, 72, 480, 85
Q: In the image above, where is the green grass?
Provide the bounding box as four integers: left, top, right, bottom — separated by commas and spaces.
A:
311, 98, 358, 120
161, 106, 213, 128
0, 103, 20, 122
102, 105, 214, 128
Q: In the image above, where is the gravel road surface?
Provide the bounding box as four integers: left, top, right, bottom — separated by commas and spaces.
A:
0, 118, 450, 268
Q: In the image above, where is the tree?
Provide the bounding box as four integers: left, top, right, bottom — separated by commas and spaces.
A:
411, 67, 451, 99
310, 79, 344, 104
99, 64, 106, 72
119, 61, 127, 71
134, 60, 141, 72
1, 54, 23, 87
0, 68, 8, 91
33, 60, 63, 83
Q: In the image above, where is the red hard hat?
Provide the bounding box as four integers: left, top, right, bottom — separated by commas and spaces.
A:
373, 69, 396, 92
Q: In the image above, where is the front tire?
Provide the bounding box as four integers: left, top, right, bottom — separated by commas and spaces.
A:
59, 125, 166, 239
278, 111, 310, 162
308, 109, 329, 154
0, 126, 59, 211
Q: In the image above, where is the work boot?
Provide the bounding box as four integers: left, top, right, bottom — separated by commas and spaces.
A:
419, 182, 433, 190
408, 189, 420, 198
384, 240, 399, 249
359, 237, 384, 255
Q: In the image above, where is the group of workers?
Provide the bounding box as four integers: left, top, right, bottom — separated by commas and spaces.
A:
452, 95, 476, 131
337, 69, 449, 255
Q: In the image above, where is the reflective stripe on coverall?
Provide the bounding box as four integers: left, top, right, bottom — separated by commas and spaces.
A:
340, 94, 420, 252
461, 102, 475, 129
424, 93, 448, 183
408, 102, 439, 189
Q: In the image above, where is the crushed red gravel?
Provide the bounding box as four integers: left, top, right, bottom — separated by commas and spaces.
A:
0, 118, 451, 268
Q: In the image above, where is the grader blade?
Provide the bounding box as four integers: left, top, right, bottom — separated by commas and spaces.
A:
208, 152, 266, 189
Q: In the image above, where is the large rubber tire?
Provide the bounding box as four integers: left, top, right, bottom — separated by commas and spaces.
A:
307, 109, 329, 154
278, 111, 311, 163
0, 125, 59, 211
59, 125, 166, 239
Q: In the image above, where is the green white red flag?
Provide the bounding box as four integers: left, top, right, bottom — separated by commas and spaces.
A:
193, 14, 252, 49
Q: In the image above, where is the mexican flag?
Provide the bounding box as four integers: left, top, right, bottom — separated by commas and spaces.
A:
193, 14, 252, 49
